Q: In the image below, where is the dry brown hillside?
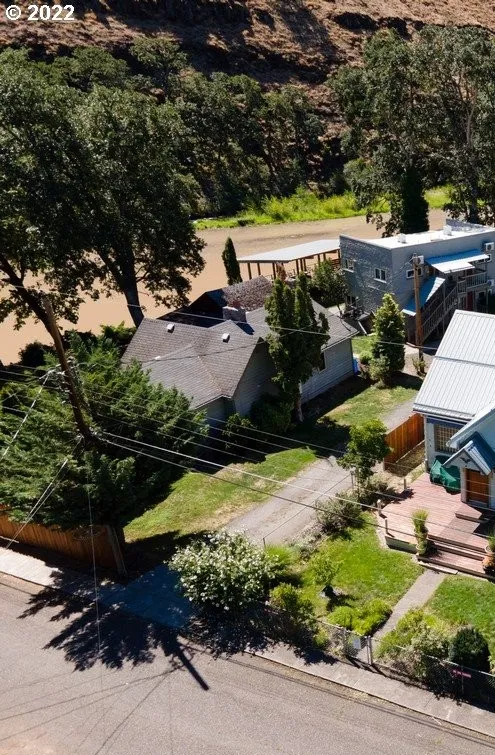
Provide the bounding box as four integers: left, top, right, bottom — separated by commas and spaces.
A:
2, 0, 495, 113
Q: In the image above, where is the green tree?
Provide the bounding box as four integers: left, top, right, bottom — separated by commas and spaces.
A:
265, 275, 328, 422
0, 51, 95, 332
333, 30, 430, 235
0, 336, 207, 530
222, 237, 242, 285
449, 626, 491, 672
370, 294, 405, 383
338, 420, 390, 486
311, 260, 348, 309
79, 87, 205, 326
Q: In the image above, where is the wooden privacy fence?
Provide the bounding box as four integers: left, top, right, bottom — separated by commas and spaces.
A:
383, 413, 424, 470
0, 512, 120, 570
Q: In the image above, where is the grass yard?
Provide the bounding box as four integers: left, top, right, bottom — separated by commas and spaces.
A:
352, 335, 374, 357
196, 186, 450, 230
299, 515, 422, 627
125, 447, 316, 554
325, 383, 417, 428
427, 576, 495, 656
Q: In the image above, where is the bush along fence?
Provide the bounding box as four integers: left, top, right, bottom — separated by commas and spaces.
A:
317, 621, 495, 707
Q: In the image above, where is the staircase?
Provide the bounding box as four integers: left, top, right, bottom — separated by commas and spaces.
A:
421, 506, 493, 578
421, 284, 459, 341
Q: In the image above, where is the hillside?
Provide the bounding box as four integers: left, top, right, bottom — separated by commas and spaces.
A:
2, 0, 495, 118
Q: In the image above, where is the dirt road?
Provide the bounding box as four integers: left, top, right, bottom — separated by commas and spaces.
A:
0, 210, 446, 364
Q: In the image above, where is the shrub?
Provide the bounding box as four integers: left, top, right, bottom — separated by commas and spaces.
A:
369, 354, 392, 386
449, 626, 491, 671
223, 412, 256, 453
270, 583, 319, 638
317, 494, 362, 534
353, 599, 392, 636
412, 355, 426, 377
171, 531, 273, 613
308, 548, 337, 588
329, 599, 392, 635
377, 608, 449, 661
357, 474, 395, 508
265, 544, 298, 585
250, 394, 292, 434
329, 606, 354, 630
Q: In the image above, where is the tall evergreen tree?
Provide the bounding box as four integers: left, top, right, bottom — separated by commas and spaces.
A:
265, 275, 328, 422
222, 237, 242, 285
371, 293, 406, 382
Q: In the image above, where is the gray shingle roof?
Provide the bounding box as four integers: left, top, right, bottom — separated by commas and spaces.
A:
123, 299, 358, 409
413, 310, 495, 420
122, 318, 258, 408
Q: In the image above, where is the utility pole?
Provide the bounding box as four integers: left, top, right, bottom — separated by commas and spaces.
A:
41, 293, 92, 442
412, 256, 424, 361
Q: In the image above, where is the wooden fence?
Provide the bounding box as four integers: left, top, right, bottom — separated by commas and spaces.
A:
0, 513, 119, 570
383, 413, 424, 470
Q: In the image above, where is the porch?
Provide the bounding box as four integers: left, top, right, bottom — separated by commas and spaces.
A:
383, 473, 495, 577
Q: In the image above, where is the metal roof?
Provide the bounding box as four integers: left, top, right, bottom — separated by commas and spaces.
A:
413, 311, 495, 420
238, 239, 340, 264
446, 435, 495, 476
426, 249, 489, 274
402, 276, 445, 316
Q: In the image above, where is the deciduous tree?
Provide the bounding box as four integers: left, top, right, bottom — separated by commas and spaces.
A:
338, 420, 390, 485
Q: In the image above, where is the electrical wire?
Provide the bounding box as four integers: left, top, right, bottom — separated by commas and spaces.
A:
1, 372, 52, 460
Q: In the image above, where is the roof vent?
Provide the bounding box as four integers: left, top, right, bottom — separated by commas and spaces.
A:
443, 225, 452, 236
222, 333, 231, 343
398, 233, 407, 244
167, 323, 175, 333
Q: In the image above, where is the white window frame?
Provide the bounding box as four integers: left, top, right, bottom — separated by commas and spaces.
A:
374, 268, 387, 282
342, 258, 354, 272
406, 267, 423, 279
434, 424, 457, 454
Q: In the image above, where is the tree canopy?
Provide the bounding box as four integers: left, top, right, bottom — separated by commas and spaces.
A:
0, 336, 207, 529
265, 275, 328, 421
370, 293, 406, 383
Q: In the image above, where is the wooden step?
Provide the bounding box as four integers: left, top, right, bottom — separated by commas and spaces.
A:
432, 541, 484, 562
421, 551, 489, 579
455, 504, 492, 523
432, 532, 486, 554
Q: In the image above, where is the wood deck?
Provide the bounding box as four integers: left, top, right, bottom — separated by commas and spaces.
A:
383, 473, 494, 577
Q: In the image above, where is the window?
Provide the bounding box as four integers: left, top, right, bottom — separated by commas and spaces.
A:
434, 424, 457, 453
406, 267, 423, 279
342, 258, 354, 272
346, 294, 357, 307
313, 351, 326, 373
374, 268, 387, 282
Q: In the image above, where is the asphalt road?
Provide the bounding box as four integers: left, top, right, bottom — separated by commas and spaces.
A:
0, 574, 493, 755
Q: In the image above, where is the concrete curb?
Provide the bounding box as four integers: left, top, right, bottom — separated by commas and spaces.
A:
251, 647, 495, 740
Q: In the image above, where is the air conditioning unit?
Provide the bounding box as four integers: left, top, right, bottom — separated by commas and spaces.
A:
484, 241, 495, 253
443, 225, 452, 236
412, 255, 425, 265
488, 279, 495, 287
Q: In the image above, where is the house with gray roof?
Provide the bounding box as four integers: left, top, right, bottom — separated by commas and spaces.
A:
122, 278, 358, 422
413, 310, 495, 508
340, 219, 495, 345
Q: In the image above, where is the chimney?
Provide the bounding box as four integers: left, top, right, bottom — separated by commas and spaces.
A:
222, 305, 247, 323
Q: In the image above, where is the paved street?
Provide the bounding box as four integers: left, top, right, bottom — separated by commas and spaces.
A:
0, 575, 493, 755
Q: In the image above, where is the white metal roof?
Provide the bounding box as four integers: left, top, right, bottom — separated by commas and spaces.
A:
413, 311, 495, 420
426, 249, 489, 274
350, 223, 494, 250
239, 239, 340, 264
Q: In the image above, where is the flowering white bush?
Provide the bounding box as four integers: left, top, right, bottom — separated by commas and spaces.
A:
171, 531, 274, 612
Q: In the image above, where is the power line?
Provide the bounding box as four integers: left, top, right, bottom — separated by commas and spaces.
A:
1, 371, 53, 460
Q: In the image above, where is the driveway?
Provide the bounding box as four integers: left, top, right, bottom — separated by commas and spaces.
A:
225, 457, 352, 544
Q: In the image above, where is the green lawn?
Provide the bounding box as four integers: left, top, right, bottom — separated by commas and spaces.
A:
352, 335, 374, 357
300, 514, 422, 621
196, 186, 450, 230
325, 383, 417, 428
427, 576, 495, 656
125, 447, 316, 551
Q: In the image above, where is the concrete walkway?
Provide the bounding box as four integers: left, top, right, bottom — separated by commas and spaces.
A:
225, 457, 352, 544
373, 569, 446, 644
381, 397, 416, 432
0, 545, 192, 629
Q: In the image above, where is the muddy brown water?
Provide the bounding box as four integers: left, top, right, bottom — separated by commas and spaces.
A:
0, 210, 446, 364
